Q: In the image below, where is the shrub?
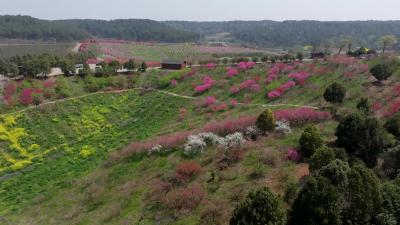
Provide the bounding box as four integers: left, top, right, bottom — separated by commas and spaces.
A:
225, 148, 246, 164
230, 187, 287, 225
202, 116, 256, 135
244, 126, 261, 140
184, 135, 207, 156
309, 147, 336, 172
203, 96, 217, 106
317, 159, 350, 191
223, 132, 245, 150
175, 161, 202, 183
380, 180, 400, 224
343, 164, 382, 224
274, 108, 331, 126
31, 91, 44, 105
226, 67, 239, 78
268, 81, 296, 99
381, 145, 400, 179
323, 82, 346, 104
370, 63, 393, 82
376, 213, 397, 225
285, 148, 301, 162
337, 114, 391, 167
275, 120, 292, 136
299, 125, 323, 158
147, 144, 169, 156
195, 76, 216, 93
55, 76, 72, 97
197, 132, 225, 146
357, 97, 372, 115
256, 109, 276, 134
107, 131, 192, 164
284, 182, 299, 205
335, 113, 365, 154
288, 176, 343, 225
385, 113, 400, 140
19, 88, 34, 105
164, 186, 204, 212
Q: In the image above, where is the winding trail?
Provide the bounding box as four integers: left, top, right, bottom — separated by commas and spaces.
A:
1, 87, 319, 116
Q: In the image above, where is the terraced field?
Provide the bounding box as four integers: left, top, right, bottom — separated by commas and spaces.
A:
93, 41, 267, 62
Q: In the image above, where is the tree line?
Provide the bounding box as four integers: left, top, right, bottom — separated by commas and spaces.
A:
0, 52, 95, 78
165, 20, 400, 49
0, 15, 199, 42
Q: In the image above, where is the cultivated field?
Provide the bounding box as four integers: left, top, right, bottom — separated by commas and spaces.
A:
0, 40, 75, 58
86, 40, 272, 63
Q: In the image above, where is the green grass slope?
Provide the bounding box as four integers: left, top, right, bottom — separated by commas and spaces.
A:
1, 56, 400, 224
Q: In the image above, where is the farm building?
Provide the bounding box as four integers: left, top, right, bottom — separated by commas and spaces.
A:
161, 60, 187, 70
311, 52, 326, 59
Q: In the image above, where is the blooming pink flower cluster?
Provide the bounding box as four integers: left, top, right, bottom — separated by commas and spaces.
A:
384, 98, 400, 117
372, 101, 382, 112
209, 103, 228, 112
285, 148, 301, 161
231, 79, 261, 94
170, 79, 178, 86
328, 55, 357, 66
195, 76, 216, 93
266, 63, 288, 83
43, 79, 56, 89
187, 69, 197, 77
202, 115, 256, 135
344, 71, 353, 78
288, 71, 311, 85
239, 79, 261, 92
3, 82, 17, 105
230, 99, 238, 107
275, 107, 331, 125
267, 81, 296, 99
230, 86, 240, 94
393, 85, 400, 97
237, 61, 256, 70
283, 65, 295, 73
118, 130, 194, 157
206, 62, 217, 70
204, 96, 217, 106
226, 67, 239, 78
19, 88, 43, 105
315, 66, 331, 75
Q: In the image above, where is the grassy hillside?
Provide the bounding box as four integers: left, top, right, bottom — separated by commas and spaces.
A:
1, 55, 400, 224
0, 90, 195, 214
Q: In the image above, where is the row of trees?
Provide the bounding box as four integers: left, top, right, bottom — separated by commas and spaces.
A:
0, 52, 151, 78
0, 52, 95, 78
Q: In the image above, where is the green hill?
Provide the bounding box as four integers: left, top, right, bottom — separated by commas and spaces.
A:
0, 15, 199, 42
1, 55, 400, 224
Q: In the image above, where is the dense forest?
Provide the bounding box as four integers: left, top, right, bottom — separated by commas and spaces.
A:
0, 15, 199, 42
2, 15, 400, 48
165, 20, 400, 49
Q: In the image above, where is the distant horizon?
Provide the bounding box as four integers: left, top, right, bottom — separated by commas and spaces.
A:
4, 14, 400, 23
2, 0, 400, 21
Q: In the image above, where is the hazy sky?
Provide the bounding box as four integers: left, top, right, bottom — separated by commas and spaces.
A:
1, 0, 400, 21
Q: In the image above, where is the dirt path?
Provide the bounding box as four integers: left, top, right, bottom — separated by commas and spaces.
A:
1, 87, 319, 116
71, 42, 81, 53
